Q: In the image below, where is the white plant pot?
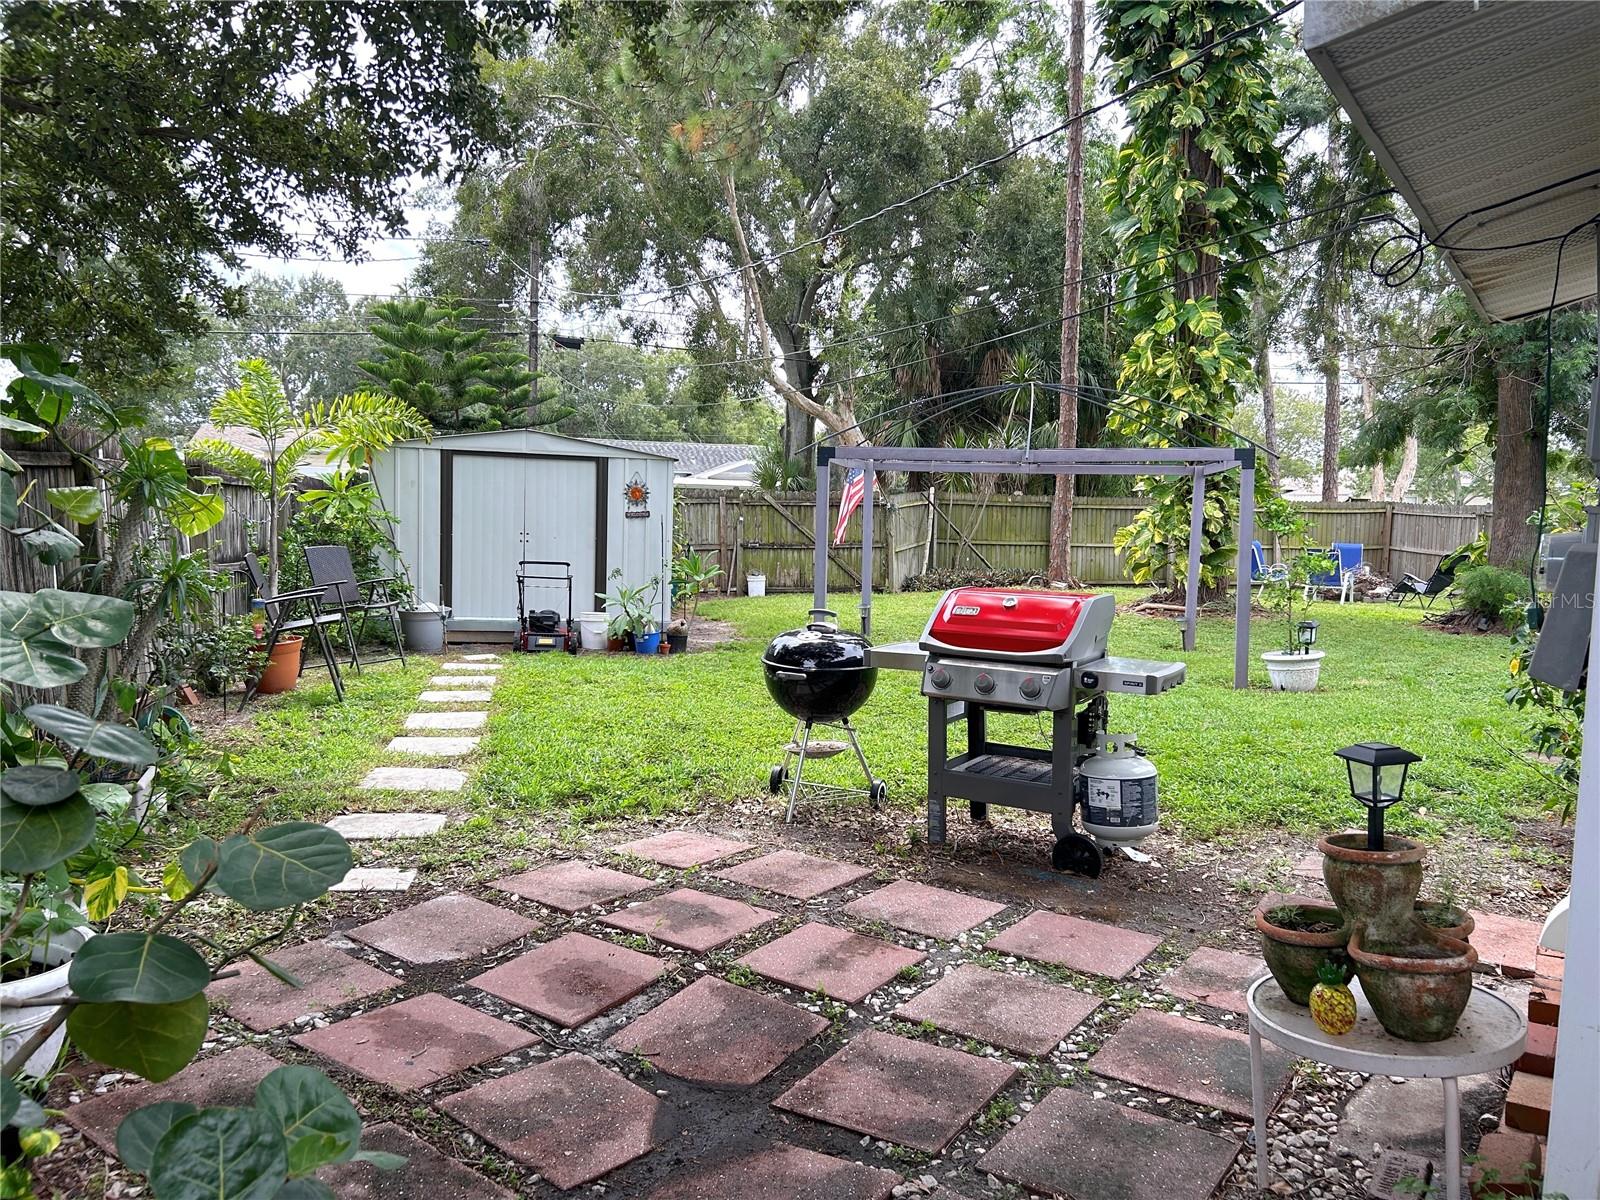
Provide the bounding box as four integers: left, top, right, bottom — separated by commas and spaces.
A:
1, 922, 93, 1079
1262, 649, 1325, 692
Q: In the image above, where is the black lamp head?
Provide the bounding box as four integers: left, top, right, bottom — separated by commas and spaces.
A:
1334, 742, 1422, 849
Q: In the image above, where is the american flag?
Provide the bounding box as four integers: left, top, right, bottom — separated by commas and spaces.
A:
832, 467, 876, 545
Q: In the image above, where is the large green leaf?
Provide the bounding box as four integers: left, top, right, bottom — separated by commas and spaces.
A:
178, 835, 221, 890
116, 1102, 198, 1173
0, 413, 46, 435
215, 824, 352, 911
23, 703, 157, 767
150, 1107, 288, 1200
0, 1077, 17, 1126
1, 589, 136, 649
68, 932, 211, 1003
255, 1067, 360, 1176
274, 1180, 334, 1200
0, 794, 96, 873
167, 487, 225, 537
46, 485, 103, 524
19, 524, 82, 565
0, 592, 90, 686
67, 994, 209, 1083
1, 470, 16, 526
0, 765, 80, 807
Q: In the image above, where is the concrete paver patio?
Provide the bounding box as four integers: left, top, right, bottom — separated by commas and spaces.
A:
599, 887, 777, 952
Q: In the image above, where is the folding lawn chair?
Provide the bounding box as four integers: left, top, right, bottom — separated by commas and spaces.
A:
235, 552, 348, 707
1303, 542, 1363, 604
303, 544, 407, 672
1393, 545, 1472, 609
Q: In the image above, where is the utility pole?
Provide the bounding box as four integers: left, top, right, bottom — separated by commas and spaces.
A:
1047, 0, 1086, 584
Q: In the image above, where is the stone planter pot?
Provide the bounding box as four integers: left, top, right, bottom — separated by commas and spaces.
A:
1255, 902, 1353, 1006
1414, 901, 1474, 943
1262, 649, 1324, 691
1319, 832, 1427, 944
1349, 927, 1477, 1042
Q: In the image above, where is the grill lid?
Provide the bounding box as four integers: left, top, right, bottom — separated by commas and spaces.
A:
763, 609, 872, 673
920, 588, 1115, 664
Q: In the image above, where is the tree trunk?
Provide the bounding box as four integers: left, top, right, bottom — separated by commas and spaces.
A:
1320, 349, 1341, 502
1361, 372, 1384, 499
1389, 435, 1418, 501
1046, 0, 1086, 585
528, 232, 541, 383
1488, 367, 1541, 569
1255, 320, 1279, 484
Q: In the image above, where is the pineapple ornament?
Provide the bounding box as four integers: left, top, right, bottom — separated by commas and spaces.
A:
1309, 961, 1357, 1035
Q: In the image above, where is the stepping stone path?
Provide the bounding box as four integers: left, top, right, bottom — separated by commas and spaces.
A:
350, 892, 538, 964
64, 1046, 282, 1154
440, 1054, 664, 1190
470, 931, 664, 1027
736, 921, 924, 1004
600, 887, 777, 952
417, 689, 493, 703
358, 765, 466, 792
606, 975, 827, 1086
326, 812, 447, 839
773, 1030, 1016, 1153
985, 909, 1161, 980
492, 860, 652, 912
979, 1086, 1241, 1200
893, 963, 1101, 1057
387, 736, 479, 756
644, 1143, 900, 1200
842, 879, 1006, 940
1090, 1007, 1295, 1117
319, 1121, 516, 1200
209, 940, 401, 1032
440, 661, 498, 671
431, 674, 497, 686
1158, 945, 1266, 1015
404, 710, 487, 730
330, 866, 417, 892
714, 848, 873, 899
613, 829, 752, 867
292, 992, 534, 1091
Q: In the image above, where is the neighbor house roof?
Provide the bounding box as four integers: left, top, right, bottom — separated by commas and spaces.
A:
187, 422, 339, 478
601, 439, 759, 484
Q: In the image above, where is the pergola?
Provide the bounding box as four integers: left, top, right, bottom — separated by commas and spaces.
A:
811, 435, 1260, 688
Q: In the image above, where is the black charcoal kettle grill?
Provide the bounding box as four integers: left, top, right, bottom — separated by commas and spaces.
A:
761, 609, 887, 820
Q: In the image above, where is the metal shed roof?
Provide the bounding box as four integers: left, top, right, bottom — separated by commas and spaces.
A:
1304, 0, 1600, 321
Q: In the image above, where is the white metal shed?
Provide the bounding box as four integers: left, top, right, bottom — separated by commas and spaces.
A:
372, 430, 675, 635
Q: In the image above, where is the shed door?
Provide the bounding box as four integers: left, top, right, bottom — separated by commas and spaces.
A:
449, 454, 598, 626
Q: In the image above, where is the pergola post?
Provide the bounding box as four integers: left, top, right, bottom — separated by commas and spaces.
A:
1184, 468, 1204, 651
1234, 452, 1256, 689
859, 459, 875, 636
813, 447, 833, 613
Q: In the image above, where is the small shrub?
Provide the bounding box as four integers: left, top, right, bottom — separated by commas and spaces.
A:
901, 566, 1046, 592
1454, 565, 1529, 623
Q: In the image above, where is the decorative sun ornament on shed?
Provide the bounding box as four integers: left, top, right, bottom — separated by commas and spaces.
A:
623, 475, 650, 509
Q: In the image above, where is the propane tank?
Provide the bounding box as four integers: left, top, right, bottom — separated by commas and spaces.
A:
1075, 733, 1159, 845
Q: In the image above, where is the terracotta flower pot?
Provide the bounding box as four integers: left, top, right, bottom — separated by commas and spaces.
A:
1255, 902, 1353, 1006
253, 635, 303, 694
1318, 832, 1427, 944
1414, 901, 1474, 943
1349, 927, 1477, 1042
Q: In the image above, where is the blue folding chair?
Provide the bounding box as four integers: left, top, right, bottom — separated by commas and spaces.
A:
1305, 542, 1363, 603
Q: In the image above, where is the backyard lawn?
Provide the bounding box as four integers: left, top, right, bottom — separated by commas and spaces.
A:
210, 590, 1554, 846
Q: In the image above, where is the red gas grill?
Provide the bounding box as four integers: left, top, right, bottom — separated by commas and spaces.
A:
915, 587, 1185, 875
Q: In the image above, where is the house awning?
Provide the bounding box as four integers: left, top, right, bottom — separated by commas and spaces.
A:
1304, 0, 1599, 321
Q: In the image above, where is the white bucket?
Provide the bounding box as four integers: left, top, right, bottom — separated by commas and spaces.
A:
577, 611, 609, 651
746, 573, 767, 598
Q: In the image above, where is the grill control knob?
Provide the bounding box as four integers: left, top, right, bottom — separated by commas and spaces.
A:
930, 668, 952, 689
1019, 675, 1041, 699
974, 672, 995, 695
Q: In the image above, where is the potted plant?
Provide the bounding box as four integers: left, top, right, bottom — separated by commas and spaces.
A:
667, 550, 723, 654
1258, 549, 1336, 691
1255, 902, 1353, 1006
595, 570, 662, 655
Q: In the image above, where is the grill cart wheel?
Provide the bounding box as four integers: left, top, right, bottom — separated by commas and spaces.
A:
869, 780, 888, 807
768, 765, 788, 795
1052, 833, 1104, 878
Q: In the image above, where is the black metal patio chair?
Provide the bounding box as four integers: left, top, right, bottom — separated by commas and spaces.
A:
303, 544, 407, 672
235, 552, 348, 707
1392, 545, 1473, 609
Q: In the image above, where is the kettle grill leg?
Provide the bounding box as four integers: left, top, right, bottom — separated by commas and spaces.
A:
785, 720, 813, 824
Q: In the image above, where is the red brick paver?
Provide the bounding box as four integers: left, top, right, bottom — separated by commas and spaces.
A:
208, 940, 401, 1032
470, 932, 664, 1027
714, 849, 872, 899
643, 1142, 901, 1200
979, 1087, 1241, 1200
599, 887, 777, 952
350, 893, 539, 964
1159, 946, 1265, 1015
842, 880, 1006, 940
292, 993, 534, 1091
491, 860, 652, 913
607, 975, 827, 1086
736, 922, 924, 1004
319, 1122, 517, 1200
1468, 910, 1542, 978
1505, 1071, 1552, 1135
1090, 1008, 1294, 1118
773, 1030, 1015, 1153
894, 964, 1101, 1056
613, 830, 753, 868
985, 910, 1161, 980
62, 1046, 282, 1155
439, 1053, 664, 1191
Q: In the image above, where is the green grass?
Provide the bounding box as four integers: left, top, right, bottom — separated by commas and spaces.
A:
203, 591, 1553, 845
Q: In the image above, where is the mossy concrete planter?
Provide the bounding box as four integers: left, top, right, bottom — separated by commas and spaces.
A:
1255, 903, 1352, 1006
1414, 901, 1474, 943
1319, 832, 1427, 944
1349, 928, 1477, 1042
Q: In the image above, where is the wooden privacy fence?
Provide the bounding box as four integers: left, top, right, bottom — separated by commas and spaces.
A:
675, 488, 1492, 594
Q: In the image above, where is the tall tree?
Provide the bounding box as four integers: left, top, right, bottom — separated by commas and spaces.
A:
1, 1, 545, 378
1048, 0, 1088, 583
1099, 0, 1288, 595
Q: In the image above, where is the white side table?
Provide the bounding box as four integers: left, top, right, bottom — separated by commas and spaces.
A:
1247, 976, 1526, 1200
